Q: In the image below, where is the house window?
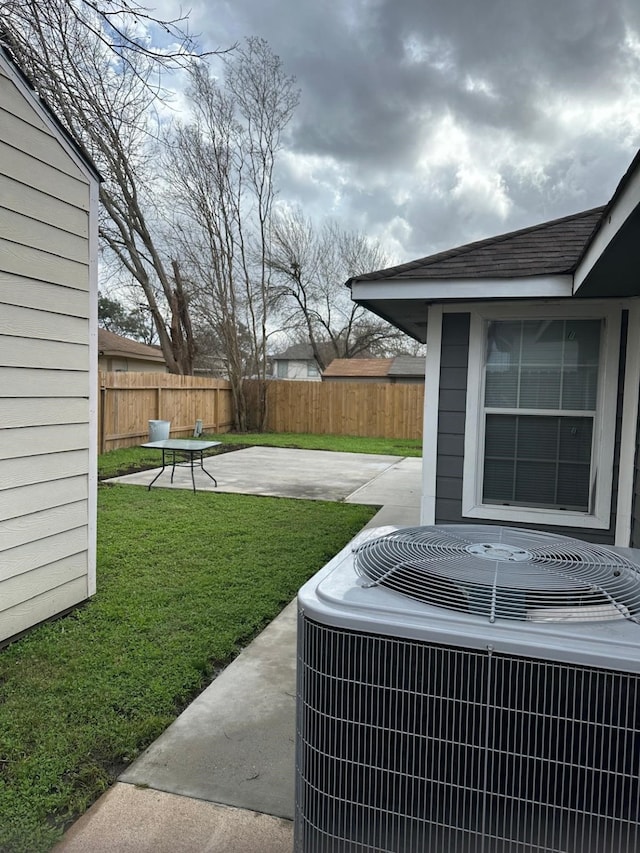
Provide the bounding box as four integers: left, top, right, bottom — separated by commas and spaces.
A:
277, 361, 288, 378
307, 362, 319, 377
462, 305, 620, 529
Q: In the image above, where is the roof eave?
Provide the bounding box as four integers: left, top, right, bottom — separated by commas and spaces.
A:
574, 153, 640, 297
351, 274, 574, 304
100, 349, 165, 361
350, 275, 575, 343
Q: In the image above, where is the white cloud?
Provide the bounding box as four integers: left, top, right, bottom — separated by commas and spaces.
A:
451, 163, 512, 220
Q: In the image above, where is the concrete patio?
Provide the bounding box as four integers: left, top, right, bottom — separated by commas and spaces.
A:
54, 447, 422, 852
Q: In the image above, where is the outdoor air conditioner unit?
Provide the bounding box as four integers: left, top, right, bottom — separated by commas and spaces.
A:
295, 525, 640, 853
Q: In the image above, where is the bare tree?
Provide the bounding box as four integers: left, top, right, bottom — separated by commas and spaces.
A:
1, 0, 209, 70
268, 208, 407, 370
167, 41, 299, 428
168, 73, 251, 423
225, 38, 298, 424
1, 0, 227, 374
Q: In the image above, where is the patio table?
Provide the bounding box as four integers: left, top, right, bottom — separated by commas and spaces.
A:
141, 439, 221, 493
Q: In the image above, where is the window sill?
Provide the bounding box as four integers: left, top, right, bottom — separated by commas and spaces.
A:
462, 502, 610, 530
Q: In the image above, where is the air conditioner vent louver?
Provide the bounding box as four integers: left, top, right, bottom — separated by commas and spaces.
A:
354, 525, 640, 623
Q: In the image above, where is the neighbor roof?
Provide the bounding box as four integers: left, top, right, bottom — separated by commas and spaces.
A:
387, 355, 425, 378
271, 342, 341, 363
323, 358, 395, 378
271, 343, 316, 360
98, 328, 165, 362
350, 207, 605, 284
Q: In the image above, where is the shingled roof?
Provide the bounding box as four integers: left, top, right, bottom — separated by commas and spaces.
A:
271, 342, 352, 364
271, 343, 316, 360
98, 328, 165, 363
351, 206, 605, 283
387, 355, 425, 378
323, 358, 394, 378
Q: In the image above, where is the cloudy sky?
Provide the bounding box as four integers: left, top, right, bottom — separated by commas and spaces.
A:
157, 0, 640, 265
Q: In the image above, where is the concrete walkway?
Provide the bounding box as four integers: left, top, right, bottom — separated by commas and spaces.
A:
54, 448, 422, 852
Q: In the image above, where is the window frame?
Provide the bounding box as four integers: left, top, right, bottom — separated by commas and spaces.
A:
462, 302, 621, 530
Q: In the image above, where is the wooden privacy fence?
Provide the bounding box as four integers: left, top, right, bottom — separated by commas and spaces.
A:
98, 372, 234, 452
245, 379, 424, 439
98, 373, 425, 453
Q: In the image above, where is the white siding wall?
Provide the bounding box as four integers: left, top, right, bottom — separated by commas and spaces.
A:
0, 58, 97, 643
277, 359, 321, 381
97, 355, 168, 373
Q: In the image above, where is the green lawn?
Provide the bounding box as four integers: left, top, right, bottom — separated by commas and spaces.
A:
98, 431, 422, 479
0, 485, 376, 852
214, 430, 422, 456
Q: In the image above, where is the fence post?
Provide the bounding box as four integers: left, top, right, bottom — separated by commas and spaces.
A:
100, 385, 106, 454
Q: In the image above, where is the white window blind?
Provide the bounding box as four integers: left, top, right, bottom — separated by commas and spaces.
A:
482, 319, 601, 512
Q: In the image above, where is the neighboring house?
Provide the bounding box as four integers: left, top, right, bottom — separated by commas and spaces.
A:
192, 353, 230, 379
271, 343, 323, 380
323, 357, 394, 383
388, 355, 426, 384
323, 355, 425, 383
349, 150, 640, 548
98, 327, 167, 373
0, 46, 100, 644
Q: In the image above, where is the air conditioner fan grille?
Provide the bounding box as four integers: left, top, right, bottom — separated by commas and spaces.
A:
353, 525, 640, 623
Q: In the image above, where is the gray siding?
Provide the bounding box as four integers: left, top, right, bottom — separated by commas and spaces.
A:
435, 313, 469, 524
434, 311, 624, 545
632, 429, 640, 548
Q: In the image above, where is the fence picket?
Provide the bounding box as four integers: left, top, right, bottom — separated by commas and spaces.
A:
245, 379, 424, 439
98, 373, 425, 452
98, 372, 235, 452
